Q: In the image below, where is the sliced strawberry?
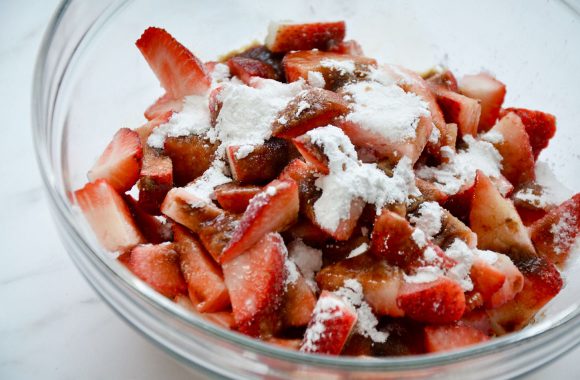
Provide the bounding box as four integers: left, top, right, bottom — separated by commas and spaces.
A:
460, 310, 494, 335
138, 151, 173, 214
444, 180, 476, 224
284, 218, 331, 247
415, 178, 449, 205
470, 257, 505, 306
500, 108, 556, 160
266, 21, 346, 53
87, 128, 143, 193
214, 183, 262, 214
529, 193, 580, 266
283, 50, 376, 90
227, 56, 276, 84
316, 254, 405, 317
487, 256, 563, 334
487, 112, 535, 187
75, 179, 144, 251
469, 171, 536, 261
233, 45, 285, 82
433, 86, 481, 138
124, 243, 187, 298
173, 225, 230, 313
327, 39, 364, 56
433, 210, 478, 250
282, 272, 317, 327
221, 179, 299, 263
424, 324, 489, 353
397, 277, 466, 324
227, 139, 291, 184
459, 73, 506, 131
425, 69, 459, 92
174, 294, 234, 329
292, 134, 329, 174
222, 233, 287, 337
341, 334, 373, 356
471, 254, 525, 309
370, 210, 423, 268
300, 291, 358, 355
144, 93, 183, 121
164, 135, 217, 186
136, 27, 210, 99
124, 195, 172, 244
208, 86, 223, 127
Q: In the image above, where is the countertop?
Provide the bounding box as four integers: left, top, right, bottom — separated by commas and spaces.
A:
0, 1, 578, 379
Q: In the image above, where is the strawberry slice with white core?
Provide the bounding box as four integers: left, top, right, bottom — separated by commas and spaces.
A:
499, 108, 556, 160
220, 179, 299, 263
433, 86, 481, 138
459, 73, 506, 132
300, 291, 358, 355
266, 21, 346, 53
75, 179, 145, 252
424, 324, 489, 353
136, 27, 210, 99
144, 93, 183, 121
222, 233, 287, 337
125, 243, 187, 298
87, 128, 143, 193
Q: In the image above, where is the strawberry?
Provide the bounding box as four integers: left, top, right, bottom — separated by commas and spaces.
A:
320, 234, 370, 265
292, 134, 329, 174
163, 135, 217, 186
500, 108, 556, 160
138, 150, 173, 215
265, 21, 346, 53
424, 324, 489, 353
87, 128, 143, 193
214, 183, 262, 214
222, 233, 287, 337
282, 272, 317, 327
174, 294, 234, 329
227, 139, 291, 184
124, 195, 172, 244
529, 193, 580, 266
316, 254, 405, 317
173, 225, 231, 313
425, 69, 459, 92
444, 180, 476, 224
433, 86, 481, 137
459, 73, 506, 131
124, 243, 187, 298
144, 93, 183, 121
470, 254, 524, 309
460, 310, 494, 335
397, 277, 466, 324
469, 171, 536, 261
227, 57, 276, 84
300, 291, 358, 355
327, 40, 364, 56
284, 218, 331, 247
341, 334, 373, 356
415, 178, 449, 205
487, 256, 562, 334
75, 179, 145, 251
232, 45, 285, 82
486, 112, 535, 187
282, 50, 376, 90
272, 87, 350, 139
432, 210, 478, 250
220, 179, 299, 263
136, 27, 210, 99
208, 86, 223, 127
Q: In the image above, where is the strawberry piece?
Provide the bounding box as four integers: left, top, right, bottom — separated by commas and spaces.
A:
433, 86, 481, 137
174, 294, 234, 329
500, 108, 556, 160
327, 40, 364, 56
272, 87, 350, 139
432, 210, 478, 250
221, 179, 299, 263
227, 139, 291, 184
233, 45, 285, 82
163, 135, 217, 186
124, 195, 172, 244
138, 151, 173, 214
173, 225, 230, 313
300, 291, 358, 355
124, 243, 187, 298
136, 27, 210, 99
487, 256, 562, 334
87, 128, 143, 193
222, 233, 287, 337
425, 69, 459, 92
470, 258, 505, 306
292, 134, 329, 174
415, 178, 449, 205
487, 112, 535, 187
208, 86, 223, 127
75, 179, 145, 251
471, 254, 524, 308
266, 21, 346, 53
214, 183, 262, 214
397, 277, 466, 324
459, 73, 506, 131
282, 273, 317, 327
424, 324, 489, 353
460, 310, 494, 335
529, 193, 580, 266
284, 218, 331, 247
317, 254, 405, 317
227, 57, 276, 84
469, 171, 536, 261
444, 180, 476, 224
283, 50, 376, 90
144, 93, 183, 121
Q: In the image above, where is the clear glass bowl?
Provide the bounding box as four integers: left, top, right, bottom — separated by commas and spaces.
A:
33, 0, 580, 378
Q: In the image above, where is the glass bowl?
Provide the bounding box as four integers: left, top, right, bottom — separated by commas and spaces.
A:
32, 0, 580, 378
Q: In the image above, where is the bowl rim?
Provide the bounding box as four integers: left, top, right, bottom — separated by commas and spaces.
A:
32, 0, 580, 371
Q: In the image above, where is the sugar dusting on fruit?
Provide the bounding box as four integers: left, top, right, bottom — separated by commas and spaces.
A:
184, 160, 231, 202
551, 211, 578, 255
307, 71, 326, 88
300, 295, 348, 353
444, 239, 475, 291
288, 239, 323, 291
410, 201, 443, 240
320, 58, 355, 75
347, 242, 369, 258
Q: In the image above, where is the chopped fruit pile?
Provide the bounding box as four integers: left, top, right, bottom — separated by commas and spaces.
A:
75, 21, 579, 357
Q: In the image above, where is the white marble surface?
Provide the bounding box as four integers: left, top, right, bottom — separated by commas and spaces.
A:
0, 1, 578, 379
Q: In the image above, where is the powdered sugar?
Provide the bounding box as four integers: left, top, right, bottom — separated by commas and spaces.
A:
475, 249, 499, 265
428, 124, 441, 144
342, 81, 430, 143
480, 130, 504, 144
551, 211, 578, 254
410, 201, 443, 239
284, 258, 300, 287
295, 99, 311, 117
307, 125, 419, 232
404, 266, 444, 284
320, 58, 355, 75
288, 239, 323, 291
411, 229, 428, 248
347, 242, 369, 258
444, 239, 475, 291
183, 160, 232, 202
307, 71, 326, 88
234, 144, 255, 160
